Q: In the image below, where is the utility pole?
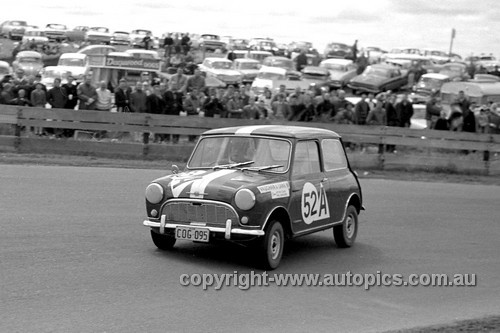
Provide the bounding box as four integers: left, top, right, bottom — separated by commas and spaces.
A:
449, 28, 456, 57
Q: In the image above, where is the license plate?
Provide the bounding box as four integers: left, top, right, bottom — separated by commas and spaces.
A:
175, 226, 209, 242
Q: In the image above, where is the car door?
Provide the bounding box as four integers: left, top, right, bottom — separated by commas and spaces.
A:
321, 138, 352, 224
288, 140, 331, 235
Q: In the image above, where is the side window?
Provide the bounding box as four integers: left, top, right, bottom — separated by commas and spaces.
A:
322, 139, 347, 171
292, 141, 321, 176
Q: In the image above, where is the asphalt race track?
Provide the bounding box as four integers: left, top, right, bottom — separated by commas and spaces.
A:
1, 165, 499, 333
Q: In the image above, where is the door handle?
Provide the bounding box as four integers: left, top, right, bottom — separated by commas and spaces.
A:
321, 177, 328, 182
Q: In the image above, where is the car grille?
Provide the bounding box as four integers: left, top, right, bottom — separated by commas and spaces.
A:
162, 200, 238, 226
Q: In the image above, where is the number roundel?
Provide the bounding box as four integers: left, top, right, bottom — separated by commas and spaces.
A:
301, 182, 330, 225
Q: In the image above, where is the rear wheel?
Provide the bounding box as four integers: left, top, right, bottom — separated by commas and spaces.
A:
334, 205, 358, 248
150, 229, 176, 250
258, 220, 284, 270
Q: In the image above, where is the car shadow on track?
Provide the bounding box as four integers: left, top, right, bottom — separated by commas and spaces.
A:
147, 231, 383, 272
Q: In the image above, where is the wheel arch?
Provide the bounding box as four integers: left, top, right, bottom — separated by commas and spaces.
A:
348, 193, 362, 214
262, 206, 292, 239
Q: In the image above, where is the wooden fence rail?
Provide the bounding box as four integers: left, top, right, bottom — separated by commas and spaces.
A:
1, 105, 499, 175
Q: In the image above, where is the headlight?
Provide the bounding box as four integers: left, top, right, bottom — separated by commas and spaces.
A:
234, 189, 255, 211
145, 183, 164, 204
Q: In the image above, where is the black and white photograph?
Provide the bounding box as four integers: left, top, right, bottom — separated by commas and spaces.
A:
1, 1, 499, 332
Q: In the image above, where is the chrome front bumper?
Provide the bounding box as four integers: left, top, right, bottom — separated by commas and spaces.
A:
143, 215, 265, 240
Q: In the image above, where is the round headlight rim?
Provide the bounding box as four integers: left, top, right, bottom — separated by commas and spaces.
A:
234, 188, 256, 211
145, 183, 164, 204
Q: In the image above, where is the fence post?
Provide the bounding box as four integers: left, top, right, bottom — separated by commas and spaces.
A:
14, 107, 22, 151
143, 114, 151, 158
378, 126, 386, 170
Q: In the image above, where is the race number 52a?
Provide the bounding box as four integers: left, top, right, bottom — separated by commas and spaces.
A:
301, 182, 330, 224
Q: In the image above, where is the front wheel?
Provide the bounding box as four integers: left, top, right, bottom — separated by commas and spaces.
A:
334, 205, 358, 248
258, 220, 284, 270
150, 230, 176, 250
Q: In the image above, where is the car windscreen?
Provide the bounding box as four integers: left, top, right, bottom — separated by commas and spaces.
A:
211, 61, 232, 69
257, 72, 285, 80
19, 57, 41, 63
321, 64, 347, 71
239, 62, 260, 70
188, 136, 291, 172
363, 67, 389, 77
59, 58, 84, 66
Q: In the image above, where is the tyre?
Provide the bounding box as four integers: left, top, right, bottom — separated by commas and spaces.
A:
334, 205, 358, 248
150, 229, 176, 250
259, 220, 284, 270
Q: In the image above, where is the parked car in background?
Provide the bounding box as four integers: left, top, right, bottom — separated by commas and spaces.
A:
142, 125, 363, 269
0, 21, 27, 40
248, 38, 281, 55
409, 73, 451, 104
86, 27, 112, 45
40, 66, 72, 89
12, 50, 44, 77
363, 46, 387, 64
439, 62, 469, 81
0, 20, 28, 40
45, 23, 67, 41
348, 63, 408, 94
245, 50, 273, 64
198, 57, 242, 86
251, 66, 311, 94
198, 34, 226, 51
319, 58, 358, 89
124, 49, 160, 59
56, 53, 90, 82
229, 38, 249, 50
262, 56, 301, 80
301, 66, 331, 90
324, 42, 353, 59
110, 31, 130, 46
129, 29, 152, 48
421, 49, 450, 65
0, 60, 12, 81
22, 28, 49, 45
440, 80, 500, 115
232, 58, 261, 84
65, 26, 89, 42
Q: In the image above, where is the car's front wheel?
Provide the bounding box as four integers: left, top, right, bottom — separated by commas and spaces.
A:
334, 205, 358, 247
150, 230, 176, 250
259, 220, 284, 270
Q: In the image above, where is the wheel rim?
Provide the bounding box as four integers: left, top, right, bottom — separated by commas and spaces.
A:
270, 231, 281, 260
345, 214, 355, 239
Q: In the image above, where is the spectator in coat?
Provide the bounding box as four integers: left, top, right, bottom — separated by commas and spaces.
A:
31, 83, 47, 135
77, 76, 97, 110
425, 96, 442, 129
114, 79, 131, 112
366, 99, 386, 153
129, 82, 148, 113
203, 88, 224, 117
242, 97, 262, 120
354, 93, 370, 125
185, 68, 206, 93
47, 78, 68, 137
62, 76, 78, 110
295, 50, 308, 72
385, 94, 399, 152
396, 93, 414, 128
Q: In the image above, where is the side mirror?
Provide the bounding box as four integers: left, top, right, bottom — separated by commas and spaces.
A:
171, 164, 179, 174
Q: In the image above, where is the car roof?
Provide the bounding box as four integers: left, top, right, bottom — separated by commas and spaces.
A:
258, 65, 287, 74
205, 57, 232, 62
320, 58, 353, 66
59, 53, 87, 59
421, 73, 449, 80
441, 81, 500, 97
77, 45, 116, 53
202, 125, 340, 139
234, 58, 259, 63
302, 66, 329, 73
16, 51, 42, 58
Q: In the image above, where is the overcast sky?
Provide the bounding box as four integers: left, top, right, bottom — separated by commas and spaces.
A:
1, 0, 498, 58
